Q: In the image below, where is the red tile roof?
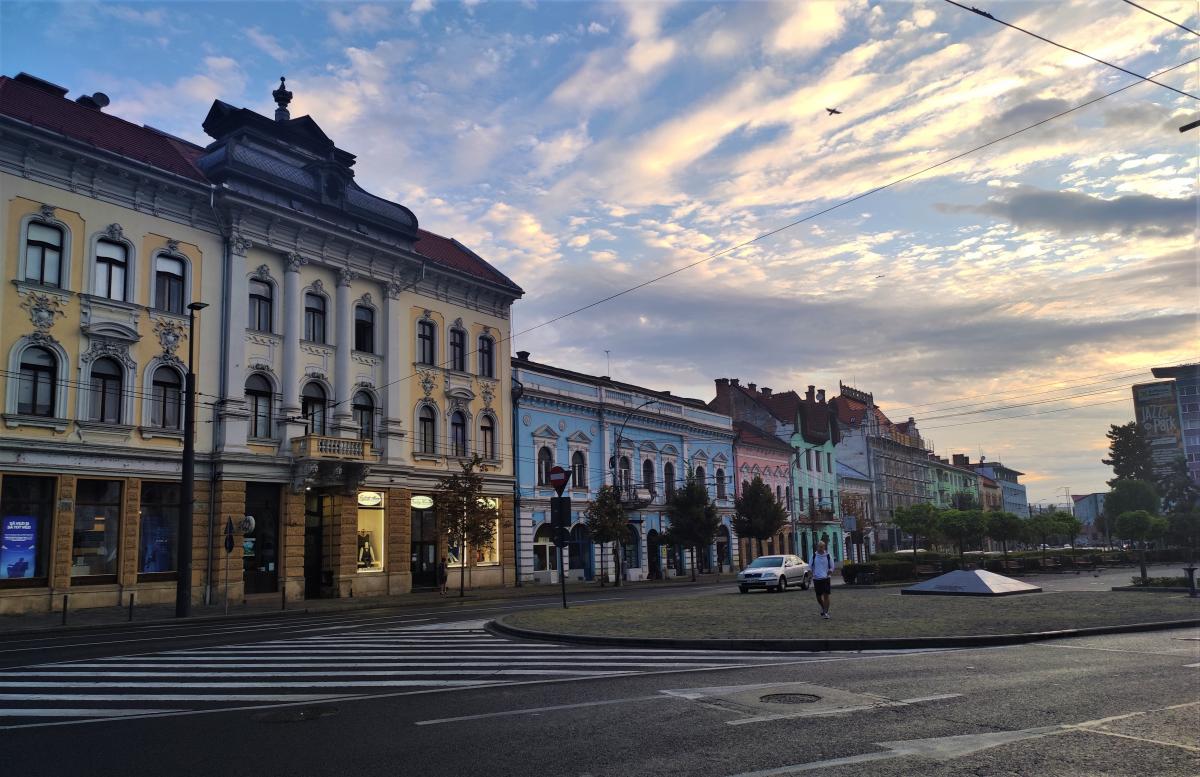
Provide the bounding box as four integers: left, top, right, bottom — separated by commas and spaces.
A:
0, 75, 208, 182
733, 420, 792, 453
412, 229, 523, 294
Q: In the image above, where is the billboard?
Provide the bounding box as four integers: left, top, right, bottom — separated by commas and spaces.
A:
1132, 381, 1184, 479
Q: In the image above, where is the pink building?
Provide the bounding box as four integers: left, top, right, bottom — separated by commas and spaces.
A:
731, 420, 795, 561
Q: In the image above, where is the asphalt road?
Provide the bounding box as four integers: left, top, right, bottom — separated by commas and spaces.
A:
1, 581, 1196, 776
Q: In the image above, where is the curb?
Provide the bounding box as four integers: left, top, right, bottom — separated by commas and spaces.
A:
487, 615, 1200, 652
1111, 586, 1197, 594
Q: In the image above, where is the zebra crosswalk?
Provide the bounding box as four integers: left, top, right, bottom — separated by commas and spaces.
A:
0, 620, 794, 728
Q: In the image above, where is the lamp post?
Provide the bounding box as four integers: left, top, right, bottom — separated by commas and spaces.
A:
177, 301, 208, 618
607, 398, 658, 585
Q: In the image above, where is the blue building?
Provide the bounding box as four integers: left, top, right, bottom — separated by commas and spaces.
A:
1151, 363, 1200, 486
513, 352, 737, 584
969, 459, 1028, 516
1071, 493, 1106, 544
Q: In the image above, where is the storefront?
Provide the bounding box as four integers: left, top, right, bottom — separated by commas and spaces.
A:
243, 483, 280, 595
410, 495, 437, 589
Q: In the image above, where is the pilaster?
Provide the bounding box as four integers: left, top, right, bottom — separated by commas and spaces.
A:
281, 252, 305, 414
387, 487, 412, 594
333, 268, 355, 436
281, 488, 305, 602
382, 282, 407, 464
118, 478, 140, 588
49, 475, 76, 596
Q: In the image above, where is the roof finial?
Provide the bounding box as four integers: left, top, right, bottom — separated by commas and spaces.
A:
272, 76, 293, 122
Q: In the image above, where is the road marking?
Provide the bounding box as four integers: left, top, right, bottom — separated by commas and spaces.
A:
1183, 662, 1199, 667
0, 693, 350, 702
0, 708, 178, 718
0, 669, 633, 678
414, 694, 664, 725
0, 679, 518, 689
1070, 727, 1200, 753
1033, 643, 1197, 657
725, 694, 962, 726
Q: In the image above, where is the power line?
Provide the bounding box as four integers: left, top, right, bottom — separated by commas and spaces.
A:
918, 383, 1133, 422
922, 395, 1130, 429
1119, 0, 1200, 36
944, 0, 1199, 100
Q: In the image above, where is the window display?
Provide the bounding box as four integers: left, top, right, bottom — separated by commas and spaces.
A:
73, 480, 122, 578
356, 491, 385, 572
139, 481, 179, 574
1, 476, 54, 583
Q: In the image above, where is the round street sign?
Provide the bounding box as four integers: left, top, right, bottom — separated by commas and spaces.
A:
547, 465, 571, 495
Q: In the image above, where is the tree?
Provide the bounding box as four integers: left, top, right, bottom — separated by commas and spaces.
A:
1054, 512, 1084, 564
1102, 421, 1152, 486
1167, 511, 1200, 562
950, 491, 979, 511
1116, 509, 1169, 581
1025, 512, 1065, 564
665, 468, 722, 582
584, 485, 626, 587
892, 503, 940, 555
987, 511, 1025, 564
1103, 480, 1159, 548
434, 456, 497, 598
732, 476, 788, 561
1157, 457, 1200, 514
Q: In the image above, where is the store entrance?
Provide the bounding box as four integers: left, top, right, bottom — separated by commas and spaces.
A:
410, 502, 438, 589
244, 483, 280, 594
304, 492, 327, 599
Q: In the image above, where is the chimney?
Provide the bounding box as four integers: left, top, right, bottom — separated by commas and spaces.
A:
908, 417, 916, 425
761, 387, 772, 397
272, 76, 293, 121
715, 378, 730, 390
516, 350, 530, 361
730, 379, 740, 387
806, 385, 815, 401
952, 453, 969, 467
747, 383, 757, 393
816, 389, 825, 403
74, 92, 110, 110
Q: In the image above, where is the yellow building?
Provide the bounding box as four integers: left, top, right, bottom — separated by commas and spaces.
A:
0, 73, 522, 614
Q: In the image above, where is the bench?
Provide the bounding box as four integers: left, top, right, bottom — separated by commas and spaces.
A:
1002, 559, 1025, 574
1071, 557, 1096, 573
914, 564, 941, 579
1039, 558, 1062, 573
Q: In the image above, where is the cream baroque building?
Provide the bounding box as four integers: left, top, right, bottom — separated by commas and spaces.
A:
0, 73, 522, 614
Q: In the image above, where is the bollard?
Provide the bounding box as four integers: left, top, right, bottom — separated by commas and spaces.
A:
128, 592, 135, 622
281, 585, 287, 611
1184, 566, 1198, 598
61, 594, 68, 625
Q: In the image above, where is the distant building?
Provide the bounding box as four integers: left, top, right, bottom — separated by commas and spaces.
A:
978, 474, 1003, 513
927, 455, 983, 510
1150, 363, 1200, 486
1072, 493, 1106, 543
959, 456, 1029, 516
730, 420, 794, 559
837, 461, 875, 561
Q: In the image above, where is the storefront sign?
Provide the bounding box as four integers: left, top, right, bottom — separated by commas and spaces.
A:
358, 491, 384, 507
410, 495, 434, 509
1, 517, 38, 579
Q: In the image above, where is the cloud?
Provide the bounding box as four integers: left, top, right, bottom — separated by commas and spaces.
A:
587, 21, 609, 35
946, 188, 1197, 237
246, 27, 291, 63
328, 4, 392, 33
411, 0, 434, 15
770, 0, 860, 57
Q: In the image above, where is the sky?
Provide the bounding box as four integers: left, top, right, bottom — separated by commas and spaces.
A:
2, 0, 1197, 505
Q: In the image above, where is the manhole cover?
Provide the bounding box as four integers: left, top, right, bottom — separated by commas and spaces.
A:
252, 705, 339, 723
759, 693, 821, 705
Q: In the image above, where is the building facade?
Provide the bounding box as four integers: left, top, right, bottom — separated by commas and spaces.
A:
928, 455, 983, 510
515, 354, 737, 584
731, 420, 794, 560
1071, 493, 1106, 544
0, 73, 524, 613
836, 461, 875, 562
963, 458, 1028, 516
1150, 363, 1200, 486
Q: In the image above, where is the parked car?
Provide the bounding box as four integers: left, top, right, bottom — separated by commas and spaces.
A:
736, 555, 811, 593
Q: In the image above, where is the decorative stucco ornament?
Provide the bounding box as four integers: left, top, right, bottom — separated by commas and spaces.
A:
154, 318, 186, 358
480, 382, 495, 409
21, 292, 66, 338
419, 371, 436, 398
104, 223, 124, 241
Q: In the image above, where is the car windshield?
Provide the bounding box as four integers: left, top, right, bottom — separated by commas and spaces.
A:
747, 556, 784, 568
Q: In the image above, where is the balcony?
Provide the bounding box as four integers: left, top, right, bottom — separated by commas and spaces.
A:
618, 485, 654, 509
291, 435, 378, 463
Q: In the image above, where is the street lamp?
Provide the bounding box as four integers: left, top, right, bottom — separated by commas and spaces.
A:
177, 301, 208, 618
606, 398, 658, 585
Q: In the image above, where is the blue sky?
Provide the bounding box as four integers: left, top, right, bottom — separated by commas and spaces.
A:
3, 1, 1197, 503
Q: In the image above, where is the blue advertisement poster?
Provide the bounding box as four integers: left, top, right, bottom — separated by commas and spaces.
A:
1, 516, 38, 579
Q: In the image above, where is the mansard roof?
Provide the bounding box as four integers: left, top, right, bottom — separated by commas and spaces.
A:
414, 229, 522, 293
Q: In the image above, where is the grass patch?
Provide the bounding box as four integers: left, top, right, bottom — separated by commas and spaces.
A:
504, 588, 1199, 640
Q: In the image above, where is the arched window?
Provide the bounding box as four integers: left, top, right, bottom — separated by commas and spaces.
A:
451, 411, 467, 457
663, 462, 675, 499
619, 456, 631, 491
246, 375, 273, 439
150, 366, 183, 429
17, 346, 56, 417
301, 382, 327, 436
537, 446, 553, 485
479, 415, 496, 459
90, 357, 123, 423
249, 279, 273, 332
694, 465, 706, 495
353, 391, 375, 442
25, 222, 63, 287
94, 239, 128, 301
418, 406, 436, 453
776, 485, 783, 503
449, 328, 466, 372
354, 305, 375, 353
716, 468, 726, 499
304, 292, 326, 343
478, 335, 495, 378
642, 459, 655, 490
154, 255, 185, 314
571, 450, 587, 488
623, 524, 640, 570
417, 320, 436, 365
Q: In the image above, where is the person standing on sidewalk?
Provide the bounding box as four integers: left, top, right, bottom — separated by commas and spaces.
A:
438, 557, 449, 596
811, 540, 834, 619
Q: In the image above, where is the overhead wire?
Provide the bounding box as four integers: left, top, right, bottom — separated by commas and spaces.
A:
1118, 0, 1200, 37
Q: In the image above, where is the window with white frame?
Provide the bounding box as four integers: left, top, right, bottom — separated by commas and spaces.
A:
451, 411, 467, 457
417, 320, 436, 365
154, 255, 185, 314
450, 328, 466, 371
354, 305, 375, 353
17, 346, 56, 417
478, 335, 495, 378
716, 468, 726, 499
418, 405, 436, 453
94, 240, 128, 301
249, 279, 273, 332
90, 357, 123, 423
571, 450, 587, 488
537, 446, 553, 485
149, 365, 183, 429
246, 375, 273, 438
304, 292, 326, 343
302, 382, 327, 436
24, 222, 64, 287
479, 415, 496, 459
353, 391, 375, 442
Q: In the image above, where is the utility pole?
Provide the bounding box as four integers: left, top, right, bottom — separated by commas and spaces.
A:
177, 301, 208, 618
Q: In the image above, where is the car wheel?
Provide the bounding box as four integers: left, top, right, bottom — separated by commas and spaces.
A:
739, 586, 748, 594
776, 576, 787, 593
800, 574, 811, 590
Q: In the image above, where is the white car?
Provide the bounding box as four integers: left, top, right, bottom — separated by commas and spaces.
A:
736, 554, 812, 593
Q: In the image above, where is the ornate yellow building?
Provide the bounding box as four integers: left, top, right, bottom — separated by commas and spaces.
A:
0, 73, 522, 614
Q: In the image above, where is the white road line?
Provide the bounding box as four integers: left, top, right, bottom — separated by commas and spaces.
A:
0, 669, 633, 678
0, 679, 513, 689
726, 694, 963, 726
414, 694, 665, 725
1183, 662, 1199, 667
0, 693, 351, 702
1033, 643, 1198, 657
0, 708, 179, 718
1071, 727, 1200, 753
36, 661, 748, 670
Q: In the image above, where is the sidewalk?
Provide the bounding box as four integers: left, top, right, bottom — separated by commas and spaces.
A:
0, 573, 733, 637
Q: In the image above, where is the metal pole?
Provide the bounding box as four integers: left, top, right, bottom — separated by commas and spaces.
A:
177, 303, 205, 617
224, 549, 231, 615
128, 592, 134, 622
61, 594, 68, 625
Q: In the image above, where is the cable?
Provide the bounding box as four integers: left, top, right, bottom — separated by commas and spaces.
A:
1119, 0, 1200, 36
917, 383, 1132, 422
922, 395, 1130, 429
944, 0, 1199, 100
323, 55, 1198, 414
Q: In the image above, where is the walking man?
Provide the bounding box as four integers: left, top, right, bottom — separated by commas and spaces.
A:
811, 540, 834, 619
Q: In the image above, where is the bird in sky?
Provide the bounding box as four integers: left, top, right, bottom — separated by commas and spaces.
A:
826, 107, 842, 115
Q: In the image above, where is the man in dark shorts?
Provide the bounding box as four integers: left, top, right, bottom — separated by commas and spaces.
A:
811, 540, 833, 619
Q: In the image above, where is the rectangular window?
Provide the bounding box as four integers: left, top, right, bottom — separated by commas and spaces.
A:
94, 240, 127, 301
354, 306, 375, 353
478, 337, 494, 378
826, 452, 832, 472
72, 479, 122, 579
356, 491, 386, 573
25, 223, 63, 287
806, 450, 812, 470
418, 321, 435, 365
450, 329, 465, 372
815, 452, 821, 473
155, 256, 185, 314
248, 280, 273, 333
304, 293, 326, 343
139, 481, 179, 574
1, 475, 55, 583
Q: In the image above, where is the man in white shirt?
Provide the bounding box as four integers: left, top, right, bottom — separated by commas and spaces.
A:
811, 540, 834, 619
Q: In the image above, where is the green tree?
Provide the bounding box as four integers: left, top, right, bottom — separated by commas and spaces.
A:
732, 476, 788, 561
1102, 421, 1152, 486
665, 468, 722, 582
584, 485, 627, 587
434, 456, 497, 598
938, 509, 987, 563
1166, 511, 1200, 562
892, 503, 940, 556
1054, 512, 1084, 564
950, 491, 979, 511
1025, 512, 1065, 564
987, 511, 1025, 564
1157, 457, 1200, 514
1102, 480, 1159, 548
1116, 509, 1169, 581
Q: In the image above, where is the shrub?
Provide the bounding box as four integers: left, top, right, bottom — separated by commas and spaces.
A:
1130, 576, 1189, 587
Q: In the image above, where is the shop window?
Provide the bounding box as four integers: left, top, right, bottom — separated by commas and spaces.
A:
450, 328, 466, 371
94, 239, 127, 301
478, 335, 494, 378
139, 481, 179, 574
0, 475, 55, 583
356, 491, 385, 573
150, 365, 183, 429
90, 357, 123, 424
417, 320, 436, 365
72, 479, 122, 579
571, 450, 587, 488
354, 305, 375, 353
304, 292, 326, 343
248, 279, 273, 332
475, 516, 501, 565
154, 255, 185, 314
302, 382, 327, 436
24, 222, 63, 287
246, 374, 273, 439
480, 415, 496, 459
17, 346, 56, 417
